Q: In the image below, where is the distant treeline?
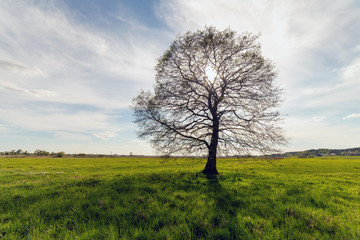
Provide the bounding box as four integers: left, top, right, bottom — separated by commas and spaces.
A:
2, 147, 360, 159
0, 149, 147, 158
267, 147, 360, 158
0, 149, 66, 157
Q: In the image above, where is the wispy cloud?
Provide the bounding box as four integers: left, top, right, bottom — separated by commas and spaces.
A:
0, 59, 46, 77
0, 107, 110, 133
313, 116, 325, 122
93, 131, 118, 141
0, 0, 169, 150
0, 80, 58, 97
342, 57, 360, 82
343, 113, 360, 120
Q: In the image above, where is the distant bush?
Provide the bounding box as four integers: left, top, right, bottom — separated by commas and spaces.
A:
34, 149, 50, 156
55, 151, 65, 158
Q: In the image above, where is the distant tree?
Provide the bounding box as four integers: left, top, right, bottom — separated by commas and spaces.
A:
133, 26, 286, 174
55, 151, 65, 158
34, 149, 49, 156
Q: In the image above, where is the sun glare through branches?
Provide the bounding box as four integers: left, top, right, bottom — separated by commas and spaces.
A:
205, 65, 218, 83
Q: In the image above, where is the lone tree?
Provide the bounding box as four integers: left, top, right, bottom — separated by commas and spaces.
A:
133, 26, 286, 175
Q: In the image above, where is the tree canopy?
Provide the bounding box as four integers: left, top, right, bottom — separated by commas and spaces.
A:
133, 26, 286, 174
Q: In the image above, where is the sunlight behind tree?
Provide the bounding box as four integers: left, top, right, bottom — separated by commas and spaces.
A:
205, 65, 217, 83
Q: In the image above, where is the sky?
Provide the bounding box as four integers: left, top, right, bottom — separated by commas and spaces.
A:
1, 0, 360, 155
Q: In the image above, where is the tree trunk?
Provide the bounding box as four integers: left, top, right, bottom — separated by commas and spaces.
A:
203, 145, 218, 175
203, 119, 219, 175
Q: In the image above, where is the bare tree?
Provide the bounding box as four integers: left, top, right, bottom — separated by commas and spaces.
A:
133, 26, 286, 175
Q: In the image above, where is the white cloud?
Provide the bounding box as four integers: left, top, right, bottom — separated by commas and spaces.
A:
343, 113, 360, 120
342, 57, 360, 82
0, 80, 58, 97
93, 131, 118, 140
313, 116, 325, 122
0, 107, 110, 133
0, 59, 46, 77
294, 55, 360, 110
284, 116, 360, 150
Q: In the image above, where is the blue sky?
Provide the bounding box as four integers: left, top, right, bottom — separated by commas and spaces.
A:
1, 0, 360, 155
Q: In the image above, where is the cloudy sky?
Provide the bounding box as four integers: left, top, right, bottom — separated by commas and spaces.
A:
1, 0, 360, 155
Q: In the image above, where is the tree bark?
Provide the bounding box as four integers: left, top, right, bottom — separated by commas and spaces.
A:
203, 119, 219, 175
203, 145, 218, 175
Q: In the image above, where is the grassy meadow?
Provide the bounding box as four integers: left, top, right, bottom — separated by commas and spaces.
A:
0, 156, 360, 239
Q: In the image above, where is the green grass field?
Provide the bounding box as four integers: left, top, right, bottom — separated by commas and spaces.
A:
1, 156, 360, 239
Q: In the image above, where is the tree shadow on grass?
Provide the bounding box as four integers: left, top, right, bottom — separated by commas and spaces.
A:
204, 175, 235, 212
2, 172, 246, 239
196, 174, 248, 239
